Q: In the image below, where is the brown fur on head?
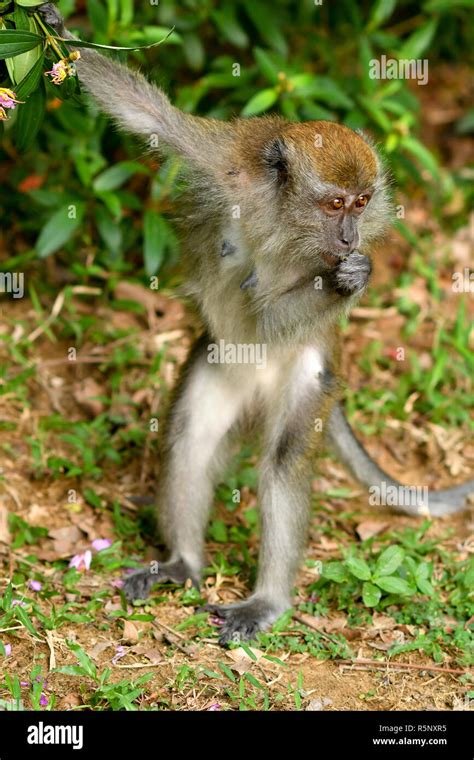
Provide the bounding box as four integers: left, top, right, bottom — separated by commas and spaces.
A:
218, 117, 391, 294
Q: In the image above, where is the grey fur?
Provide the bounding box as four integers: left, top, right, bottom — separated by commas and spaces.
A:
39, 5, 473, 644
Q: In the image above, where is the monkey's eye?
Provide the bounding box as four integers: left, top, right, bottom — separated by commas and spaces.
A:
355, 194, 369, 208
331, 198, 344, 210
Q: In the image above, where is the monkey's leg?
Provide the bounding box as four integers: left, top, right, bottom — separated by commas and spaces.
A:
207, 348, 329, 644
123, 338, 249, 601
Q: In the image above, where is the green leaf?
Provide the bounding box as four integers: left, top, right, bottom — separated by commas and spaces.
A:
362, 581, 382, 607
95, 205, 122, 257
15, 606, 42, 639
93, 161, 146, 192
14, 81, 45, 151
245, 673, 265, 689
241, 88, 278, 117
253, 47, 281, 85
87, 0, 109, 37
143, 210, 170, 276
401, 135, 440, 179
53, 27, 176, 52
15, 51, 45, 99
66, 640, 97, 679
211, 7, 249, 48
0, 29, 43, 59
243, 0, 287, 56
36, 202, 85, 258
13, 5, 30, 29
15, 0, 46, 6
345, 556, 372, 581
424, 0, 473, 9
398, 19, 438, 60
321, 561, 348, 583
358, 95, 392, 132
374, 576, 414, 595
83, 487, 103, 509
53, 665, 89, 677
367, 0, 396, 31
415, 563, 434, 595
3, 583, 13, 611
208, 519, 227, 543
182, 32, 205, 71
296, 76, 354, 109
375, 545, 405, 576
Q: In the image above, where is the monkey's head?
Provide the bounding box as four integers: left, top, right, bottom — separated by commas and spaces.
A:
232, 120, 391, 300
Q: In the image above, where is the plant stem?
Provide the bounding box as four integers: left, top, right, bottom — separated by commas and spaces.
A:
33, 12, 63, 59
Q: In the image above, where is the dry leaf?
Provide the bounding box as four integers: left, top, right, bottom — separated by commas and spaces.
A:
0, 503, 11, 545
89, 642, 112, 660
73, 378, 105, 417
356, 520, 389, 541
122, 620, 139, 644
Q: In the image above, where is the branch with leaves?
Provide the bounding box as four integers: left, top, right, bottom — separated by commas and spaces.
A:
0, 0, 173, 148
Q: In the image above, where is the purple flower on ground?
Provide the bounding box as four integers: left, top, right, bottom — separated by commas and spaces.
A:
12, 599, 27, 607
29, 580, 43, 592
208, 703, 221, 711
92, 538, 112, 552
69, 550, 92, 572
39, 693, 48, 707
3, 643, 12, 656
112, 645, 126, 665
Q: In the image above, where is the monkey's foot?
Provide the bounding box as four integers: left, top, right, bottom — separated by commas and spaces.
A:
332, 251, 372, 296
123, 559, 199, 601
205, 597, 286, 645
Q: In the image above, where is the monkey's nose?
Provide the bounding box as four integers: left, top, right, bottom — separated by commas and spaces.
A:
336, 235, 358, 253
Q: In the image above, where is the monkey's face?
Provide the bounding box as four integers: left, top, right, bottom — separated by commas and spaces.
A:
247, 121, 391, 283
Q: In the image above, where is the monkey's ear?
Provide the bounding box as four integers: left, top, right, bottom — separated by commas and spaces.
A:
262, 137, 289, 185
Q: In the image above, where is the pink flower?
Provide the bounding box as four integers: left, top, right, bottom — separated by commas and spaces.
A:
111, 579, 124, 589
0, 88, 22, 121
208, 703, 221, 711
92, 538, 112, 552
29, 580, 43, 592
45, 60, 68, 85
45, 51, 80, 86
3, 643, 12, 656
40, 693, 48, 707
12, 599, 27, 607
112, 646, 126, 665
69, 550, 92, 572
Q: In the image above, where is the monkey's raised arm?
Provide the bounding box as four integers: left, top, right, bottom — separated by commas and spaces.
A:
39, 4, 232, 174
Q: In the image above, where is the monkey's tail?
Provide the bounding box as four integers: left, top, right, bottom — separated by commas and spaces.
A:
327, 403, 473, 517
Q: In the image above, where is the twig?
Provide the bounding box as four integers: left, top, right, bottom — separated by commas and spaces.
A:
45, 630, 56, 671
292, 613, 341, 645
113, 662, 167, 668
152, 619, 186, 640
337, 658, 470, 676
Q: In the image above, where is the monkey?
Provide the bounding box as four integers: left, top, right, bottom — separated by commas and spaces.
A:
38, 5, 473, 644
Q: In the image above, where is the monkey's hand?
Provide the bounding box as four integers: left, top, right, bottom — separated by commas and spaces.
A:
330, 252, 372, 296
38, 3, 68, 36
